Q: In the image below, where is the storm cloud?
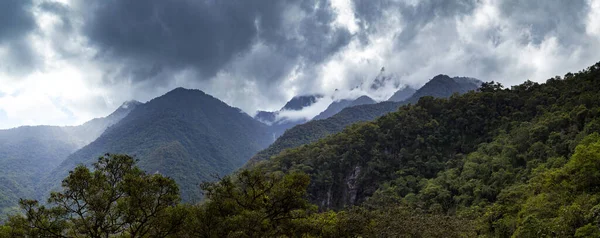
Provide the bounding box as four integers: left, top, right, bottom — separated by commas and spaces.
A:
75, 0, 351, 86
0, 0, 38, 75
0, 0, 599, 129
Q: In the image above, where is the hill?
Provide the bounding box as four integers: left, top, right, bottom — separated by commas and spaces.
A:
247, 75, 482, 165
254, 62, 600, 236
8, 63, 600, 237
41, 88, 272, 202
0, 101, 139, 215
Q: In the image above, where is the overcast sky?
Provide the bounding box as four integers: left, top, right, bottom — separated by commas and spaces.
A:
1, 0, 599, 129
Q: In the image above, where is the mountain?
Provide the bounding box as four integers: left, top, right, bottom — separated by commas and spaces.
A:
409, 75, 481, 100
255, 94, 324, 124
40, 88, 272, 202
255, 111, 277, 124
7, 63, 600, 238
247, 75, 482, 165
252, 62, 600, 236
255, 94, 324, 140
281, 95, 323, 111
387, 86, 416, 102
313, 95, 376, 121
0, 101, 139, 215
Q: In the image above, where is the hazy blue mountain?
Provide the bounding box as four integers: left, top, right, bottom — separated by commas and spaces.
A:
0, 101, 139, 215
255, 111, 277, 124
41, 88, 272, 202
313, 96, 376, 121
247, 76, 482, 165
255, 94, 325, 140
387, 86, 416, 102
255, 95, 323, 124
281, 95, 323, 110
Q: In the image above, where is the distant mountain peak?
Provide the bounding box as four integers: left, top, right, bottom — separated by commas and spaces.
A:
281, 94, 324, 111
388, 86, 417, 102
162, 87, 210, 98
120, 100, 141, 109
313, 95, 376, 121
431, 74, 452, 81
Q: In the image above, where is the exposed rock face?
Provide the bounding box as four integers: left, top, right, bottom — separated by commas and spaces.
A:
345, 166, 361, 205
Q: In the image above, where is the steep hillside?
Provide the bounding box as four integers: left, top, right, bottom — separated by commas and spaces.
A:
255, 62, 600, 236
0, 101, 138, 215
42, 88, 272, 201
313, 95, 376, 121
248, 75, 481, 165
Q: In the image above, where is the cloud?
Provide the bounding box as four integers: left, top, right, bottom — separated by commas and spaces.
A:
1, 0, 600, 129
73, 0, 350, 86
0, 0, 39, 76
276, 97, 334, 122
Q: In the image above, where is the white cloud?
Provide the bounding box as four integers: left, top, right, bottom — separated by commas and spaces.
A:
2, 0, 600, 129
276, 97, 334, 122
330, 0, 360, 34
587, 0, 600, 37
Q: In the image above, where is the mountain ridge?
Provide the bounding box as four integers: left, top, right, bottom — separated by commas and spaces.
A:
40, 88, 272, 202
0, 101, 139, 214
247, 75, 482, 166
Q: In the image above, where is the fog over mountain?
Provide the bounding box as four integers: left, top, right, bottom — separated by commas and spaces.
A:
1, 0, 599, 129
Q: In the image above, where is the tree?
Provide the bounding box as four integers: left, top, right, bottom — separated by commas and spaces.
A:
185, 169, 315, 237
4, 154, 183, 238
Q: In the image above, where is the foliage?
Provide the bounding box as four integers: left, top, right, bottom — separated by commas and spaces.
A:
182, 169, 314, 237
0, 101, 138, 219
4, 62, 600, 237
2, 154, 478, 237
248, 75, 481, 165
251, 62, 600, 236
1, 154, 182, 237
40, 88, 273, 204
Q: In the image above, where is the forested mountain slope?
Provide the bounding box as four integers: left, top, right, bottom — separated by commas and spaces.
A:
248, 75, 481, 165
0, 101, 138, 215
41, 88, 272, 202
256, 62, 600, 236
8, 63, 600, 237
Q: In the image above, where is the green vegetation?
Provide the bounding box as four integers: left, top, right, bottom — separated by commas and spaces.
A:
2, 154, 476, 237
40, 88, 272, 204
248, 75, 481, 166
250, 62, 600, 236
1, 154, 183, 237
4, 62, 600, 237
0, 101, 138, 217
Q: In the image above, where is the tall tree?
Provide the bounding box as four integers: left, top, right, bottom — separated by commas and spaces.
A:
3, 154, 184, 238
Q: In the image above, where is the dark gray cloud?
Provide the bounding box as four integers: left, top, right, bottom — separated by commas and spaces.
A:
39, 1, 74, 35
0, 0, 35, 43
498, 0, 589, 45
73, 0, 351, 88
2, 0, 600, 128
0, 0, 38, 75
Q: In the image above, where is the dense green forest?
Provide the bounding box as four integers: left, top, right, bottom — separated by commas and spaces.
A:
3, 62, 600, 237
1, 154, 474, 237
252, 62, 600, 236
